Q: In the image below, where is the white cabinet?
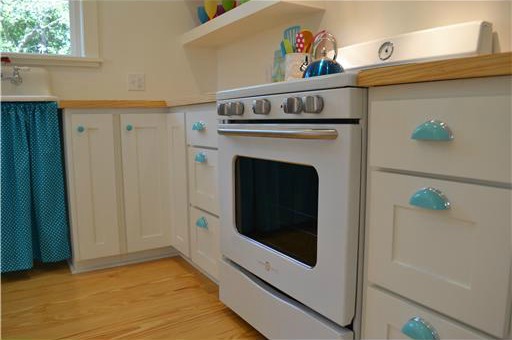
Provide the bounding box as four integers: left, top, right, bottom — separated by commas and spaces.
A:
65, 110, 188, 271
121, 114, 173, 252
184, 105, 220, 280
363, 287, 488, 339
190, 207, 220, 279
364, 76, 512, 339
188, 147, 219, 215
69, 114, 120, 260
367, 171, 511, 336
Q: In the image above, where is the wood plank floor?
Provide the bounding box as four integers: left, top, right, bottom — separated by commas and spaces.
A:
1, 257, 263, 339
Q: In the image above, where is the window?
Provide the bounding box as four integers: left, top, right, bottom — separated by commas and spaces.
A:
0, 0, 99, 66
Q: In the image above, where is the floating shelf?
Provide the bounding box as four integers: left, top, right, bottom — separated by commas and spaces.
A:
181, 0, 325, 47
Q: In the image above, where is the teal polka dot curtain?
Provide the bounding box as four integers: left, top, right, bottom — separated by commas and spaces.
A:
1, 102, 71, 272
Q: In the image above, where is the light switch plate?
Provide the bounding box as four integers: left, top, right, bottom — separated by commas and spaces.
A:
127, 73, 145, 91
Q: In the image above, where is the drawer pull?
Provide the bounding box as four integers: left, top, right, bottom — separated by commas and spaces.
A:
195, 152, 207, 163
411, 120, 453, 141
410, 187, 450, 210
192, 121, 206, 131
402, 317, 439, 340
196, 217, 208, 229
126, 124, 133, 131
77, 125, 86, 133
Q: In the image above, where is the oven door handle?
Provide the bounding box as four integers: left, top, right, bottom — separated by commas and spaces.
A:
217, 125, 338, 140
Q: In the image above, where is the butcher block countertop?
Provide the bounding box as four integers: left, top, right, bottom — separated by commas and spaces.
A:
357, 52, 512, 87
59, 94, 216, 109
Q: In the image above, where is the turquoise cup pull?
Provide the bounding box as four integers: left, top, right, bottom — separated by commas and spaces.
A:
77, 125, 85, 133
196, 217, 208, 229
126, 124, 133, 131
411, 120, 453, 141
410, 187, 450, 210
192, 121, 206, 131
402, 317, 439, 340
195, 152, 207, 163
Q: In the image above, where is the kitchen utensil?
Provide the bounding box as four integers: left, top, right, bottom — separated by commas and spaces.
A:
222, 0, 235, 11
283, 26, 301, 51
197, 6, 209, 24
295, 29, 314, 53
280, 39, 294, 57
303, 31, 343, 78
215, 4, 225, 17
204, 0, 218, 19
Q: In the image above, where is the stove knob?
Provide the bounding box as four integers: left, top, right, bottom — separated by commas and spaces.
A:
217, 103, 229, 116
302, 95, 324, 114
228, 101, 244, 116
252, 99, 271, 115
281, 97, 303, 114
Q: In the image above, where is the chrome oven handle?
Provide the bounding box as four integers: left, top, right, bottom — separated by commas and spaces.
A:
217, 126, 338, 140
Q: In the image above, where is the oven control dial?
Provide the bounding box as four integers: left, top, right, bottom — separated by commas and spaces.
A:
228, 101, 244, 116
302, 95, 324, 114
281, 97, 303, 114
217, 103, 229, 116
252, 99, 271, 115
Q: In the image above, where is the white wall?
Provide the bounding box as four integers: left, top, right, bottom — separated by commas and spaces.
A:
217, 1, 511, 90
46, 0, 217, 100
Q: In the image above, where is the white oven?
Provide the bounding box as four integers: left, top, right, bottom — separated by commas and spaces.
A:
217, 76, 366, 339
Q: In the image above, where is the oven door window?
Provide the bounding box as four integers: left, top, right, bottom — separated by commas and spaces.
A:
235, 156, 319, 267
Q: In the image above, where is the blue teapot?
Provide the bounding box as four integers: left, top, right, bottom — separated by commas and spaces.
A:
303, 31, 343, 78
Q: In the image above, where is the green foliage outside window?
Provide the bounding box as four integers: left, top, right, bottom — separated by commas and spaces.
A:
0, 0, 71, 55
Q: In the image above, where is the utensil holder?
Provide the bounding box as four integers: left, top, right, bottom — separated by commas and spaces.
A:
285, 53, 308, 81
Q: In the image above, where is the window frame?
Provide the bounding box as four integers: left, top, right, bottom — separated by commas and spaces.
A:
1, 0, 101, 67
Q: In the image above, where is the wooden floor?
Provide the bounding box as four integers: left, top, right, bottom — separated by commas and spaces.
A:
1, 257, 263, 339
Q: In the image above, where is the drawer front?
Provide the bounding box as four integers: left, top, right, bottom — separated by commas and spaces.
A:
190, 207, 220, 280
188, 147, 219, 215
186, 111, 218, 148
369, 76, 511, 183
363, 286, 488, 339
367, 171, 511, 337
220, 259, 353, 340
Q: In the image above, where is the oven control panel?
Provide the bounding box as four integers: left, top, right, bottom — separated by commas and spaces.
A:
217, 88, 365, 120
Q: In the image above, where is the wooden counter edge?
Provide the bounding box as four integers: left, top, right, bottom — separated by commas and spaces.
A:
357, 52, 512, 87
59, 100, 169, 109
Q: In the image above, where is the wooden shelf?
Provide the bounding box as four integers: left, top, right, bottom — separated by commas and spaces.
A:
181, 0, 325, 47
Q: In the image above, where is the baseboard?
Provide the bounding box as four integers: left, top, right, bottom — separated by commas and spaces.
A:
179, 254, 219, 285
68, 247, 179, 274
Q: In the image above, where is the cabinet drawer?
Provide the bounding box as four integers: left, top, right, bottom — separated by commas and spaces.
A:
186, 111, 218, 148
363, 286, 487, 339
188, 147, 219, 215
190, 207, 220, 280
369, 77, 511, 183
367, 171, 511, 337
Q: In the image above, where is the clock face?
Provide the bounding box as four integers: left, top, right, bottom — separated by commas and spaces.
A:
378, 41, 394, 61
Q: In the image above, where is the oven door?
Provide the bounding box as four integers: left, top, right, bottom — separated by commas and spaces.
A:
218, 123, 362, 326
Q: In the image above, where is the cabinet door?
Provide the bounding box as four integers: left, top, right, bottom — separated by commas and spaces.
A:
121, 114, 172, 252
367, 171, 511, 337
188, 147, 219, 215
70, 114, 120, 260
363, 286, 487, 339
190, 207, 220, 280
167, 113, 189, 256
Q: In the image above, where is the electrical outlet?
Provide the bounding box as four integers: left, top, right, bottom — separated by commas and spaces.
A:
127, 73, 145, 91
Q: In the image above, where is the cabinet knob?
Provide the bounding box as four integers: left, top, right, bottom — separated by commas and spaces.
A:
126, 124, 133, 131
402, 317, 439, 340
77, 125, 85, 133
196, 217, 208, 229
195, 152, 207, 163
411, 120, 453, 141
192, 121, 206, 131
409, 187, 450, 210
